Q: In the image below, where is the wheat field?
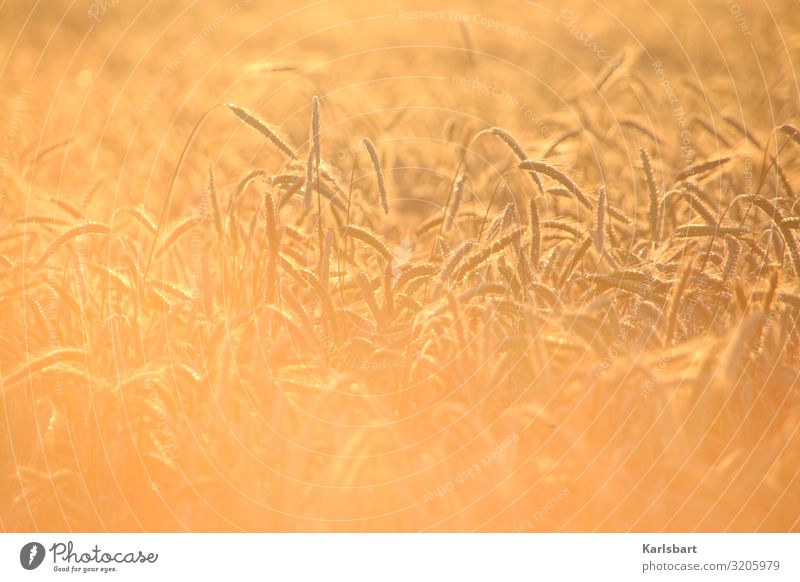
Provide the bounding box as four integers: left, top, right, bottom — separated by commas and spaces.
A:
1, 0, 799, 532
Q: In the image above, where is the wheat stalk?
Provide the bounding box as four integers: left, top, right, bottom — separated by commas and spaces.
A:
620, 118, 662, 145
753, 197, 800, 285
721, 235, 741, 287
2, 348, 87, 389
518, 160, 593, 210
383, 259, 394, 321
206, 164, 223, 238
559, 234, 593, 288
690, 116, 733, 148
37, 222, 111, 267
311, 95, 321, 167
227, 104, 297, 159
762, 270, 778, 313
445, 175, 466, 231
362, 138, 389, 214
304, 147, 315, 212
112, 205, 157, 236
674, 224, 748, 238
672, 156, 731, 184
320, 228, 333, 291
594, 186, 607, 254
357, 271, 381, 324
640, 149, 662, 243
529, 198, 541, 270
487, 202, 515, 241
779, 123, 800, 146
440, 241, 476, 282
262, 191, 280, 302
341, 225, 392, 260
395, 262, 437, 292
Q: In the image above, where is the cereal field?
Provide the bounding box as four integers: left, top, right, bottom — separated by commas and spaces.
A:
1, 0, 799, 531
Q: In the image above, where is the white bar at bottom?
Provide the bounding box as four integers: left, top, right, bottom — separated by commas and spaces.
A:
1, 534, 797, 581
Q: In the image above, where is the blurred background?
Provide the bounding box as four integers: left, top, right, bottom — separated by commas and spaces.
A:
1, 0, 799, 532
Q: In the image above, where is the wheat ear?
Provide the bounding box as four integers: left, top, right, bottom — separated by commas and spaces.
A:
38, 222, 111, 267
779, 123, 800, 146
640, 148, 661, 243
206, 163, 223, 238
383, 259, 394, 321
341, 225, 392, 260
518, 160, 593, 210
311, 95, 321, 166
753, 197, 800, 285
227, 104, 297, 159
721, 235, 740, 287
304, 147, 314, 212
263, 191, 279, 302
672, 156, 731, 184
559, 235, 592, 288
362, 138, 389, 214
445, 175, 466, 231
529, 198, 541, 270
594, 186, 607, 254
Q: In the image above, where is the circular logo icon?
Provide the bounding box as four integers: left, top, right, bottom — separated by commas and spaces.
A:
20, 542, 46, 570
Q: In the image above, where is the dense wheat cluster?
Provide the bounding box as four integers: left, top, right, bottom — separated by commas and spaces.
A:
1, 0, 799, 532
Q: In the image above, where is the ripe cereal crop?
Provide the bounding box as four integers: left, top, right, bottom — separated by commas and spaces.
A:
1, 0, 799, 533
